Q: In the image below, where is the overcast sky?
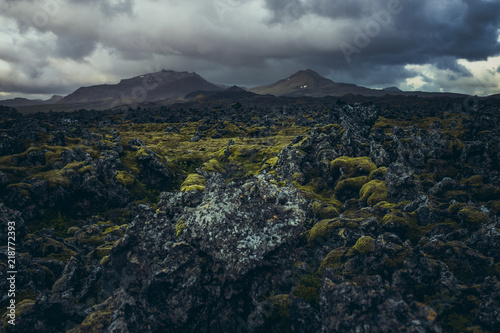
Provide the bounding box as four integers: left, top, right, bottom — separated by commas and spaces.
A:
1, 0, 500, 100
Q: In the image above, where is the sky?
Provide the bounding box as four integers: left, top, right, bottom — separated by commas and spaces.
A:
1, 0, 500, 100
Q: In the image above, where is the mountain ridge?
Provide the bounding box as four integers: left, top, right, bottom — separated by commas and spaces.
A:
2, 69, 494, 111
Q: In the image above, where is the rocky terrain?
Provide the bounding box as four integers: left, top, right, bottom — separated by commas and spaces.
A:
0, 94, 500, 332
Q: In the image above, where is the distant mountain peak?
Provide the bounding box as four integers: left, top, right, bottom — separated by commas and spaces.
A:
383, 86, 402, 92
59, 69, 222, 109
226, 85, 247, 92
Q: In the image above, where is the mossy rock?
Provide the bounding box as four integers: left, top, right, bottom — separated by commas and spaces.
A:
135, 147, 150, 158
307, 219, 341, 245
180, 174, 206, 192
175, 219, 186, 237
312, 201, 339, 220
348, 236, 376, 256
318, 247, 348, 274
35, 169, 71, 188
103, 225, 126, 237
116, 171, 134, 187
370, 166, 388, 180
67, 226, 81, 236
374, 201, 396, 209
473, 184, 500, 201
461, 175, 484, 187
330, 156, 377, 179
75, 231, 105, 247
292, 273, 321, 308
334, 176, 369, 200
359, 180, 388, 206
201, 158, 224, 173
265, 294, 291, 330
448, 202, 467, 215
458, 207, 489, 229
383, 248, 409, 269
95, 243, 114, 258
263, 156, 279, 168
2, 299, 35, 331
100, 255, 110, 266
380, 211, 420, 243
292, 172, 305, 184
67, 306, 113, 333
486, 200, 500, 216
39, 238, 76, 263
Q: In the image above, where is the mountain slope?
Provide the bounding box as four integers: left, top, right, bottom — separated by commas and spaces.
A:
0, 95, 63, 107
59, 70, 223, 109
250, 69, 467, 98
250, 69, 384, 97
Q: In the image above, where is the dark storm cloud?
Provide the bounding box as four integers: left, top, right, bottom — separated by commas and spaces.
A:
55, 34, 98, 60
0, 0, 499, 98
433, 57, 472, 78
266, 0, 500, 68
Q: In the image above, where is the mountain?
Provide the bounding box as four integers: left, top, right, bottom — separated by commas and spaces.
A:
0, 95, 63, 107
250, 69, 384, 97
250, 69, 466, 98
58, 70, 223, 109
383, 86, 403, 92
184, 85, 260, 102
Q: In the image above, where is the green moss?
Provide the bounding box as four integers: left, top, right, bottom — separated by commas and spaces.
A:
103, 225, 126, 237
63, 161, 85, 170
318, 247, 348, 274
474, 184, 500, 201
95, 244, 114, 258
461, 175, 484, 187
67, 226, 81, 236
359, 180, 388, 206
486, 201, 500, 216
100, 255, 110, 266
67, 308, 113, 333
370, 166, 388, 179
374, 201, 396, 209
334, 176, 369, 200
28, 211, 76, 237
458, 207, 489, 229
115, 171, 134, 187
348, 236, 376, 256
383, 248, 410, 269
307, 219, 339, 245
312, 201, 339, 220
292, 273, 321, 308
2, 299, 36, 331
264, 294, 291, 332
448, 202, 467, 215
180, 173, 206, 192
78, 165, 95, 173
330, 156, 377, 179
35, 169, 71, 188
76, 231, 105, 246
380, 211, 421, 243
121, 151, 140, 175
40, 238, 76, 263
135, 147, 150, 158
260, 156, 279, 172
292, 172, 304, 183
201, 158, 224, 173
175, 219, 186, 237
